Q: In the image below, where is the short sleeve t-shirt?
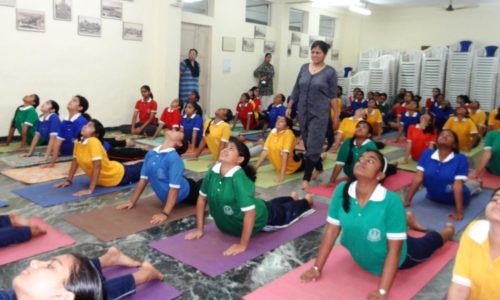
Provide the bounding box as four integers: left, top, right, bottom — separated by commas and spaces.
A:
417, 149, 470, 205
202, 119, 231, 159
338, 117, 362, 139
57, 114, 88, 156
327, 181, 407, 275
73, 137, 125, 187
13, 106, 38, 144
377, 102, 390, 115
263, 128, 301, 175
199, 164, 268, 237
140, 146, 190, 204
181, 114, 203, 146
443, 117, 478, 152
400, 111, 421, 135
407, 124, 437, 161
236, 102, 258, 130
484, 130, 500, 175
452, 220, 500, 300
159, 107, 182, 130
468, 109, 487, 128
336, 138, 378, 178
134, 98, 158, 125
267, 104, 286, 129
365, 108, 383, 135
36, 113, 61, 143
488, 109, 500, 130
351, 99, 368, 112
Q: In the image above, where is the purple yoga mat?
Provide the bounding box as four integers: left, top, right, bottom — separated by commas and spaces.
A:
150, 202, 328, 277
102, 266, 181, 300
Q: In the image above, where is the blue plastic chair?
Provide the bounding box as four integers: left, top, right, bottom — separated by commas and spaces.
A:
343, 67, 353, 77
459, 40, 473, 52
484, 45, 498, 57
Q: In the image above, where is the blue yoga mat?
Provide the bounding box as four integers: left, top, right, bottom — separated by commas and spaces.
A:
408, 189, 493, 233
0, 201, 7, 208
11, 177, 135, 207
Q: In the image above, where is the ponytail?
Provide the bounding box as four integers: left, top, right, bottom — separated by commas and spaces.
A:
342, 179, 353, 213
229, 136, 256, 182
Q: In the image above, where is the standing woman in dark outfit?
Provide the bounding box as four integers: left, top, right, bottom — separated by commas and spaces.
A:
287, 41, 337, 189
179, 49, 200, 107
254, 53, 275, 109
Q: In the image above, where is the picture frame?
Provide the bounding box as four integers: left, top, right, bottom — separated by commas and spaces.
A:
123, 22, 142, 41
0, 0, 15, 7
264, 40, 275, 54
78, 16, 101, 37
291, 32, 301, 45
242, 37, 254, 52
299, 46, 309, 58
222, 36, 236, 52
54, 0, 72, 21
101, 0, 122, 20
254, 25, 266, 39
16, 8, 45, 32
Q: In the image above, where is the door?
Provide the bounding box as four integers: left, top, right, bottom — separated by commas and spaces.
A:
180, 22, 211, 116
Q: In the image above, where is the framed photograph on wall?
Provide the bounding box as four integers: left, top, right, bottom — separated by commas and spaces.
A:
299, 46, 309, 58
254, 25, 266, 39
242, 37, 254, 52
264, 40, 275, 54
291, 32, 301, 45
101, 0, 122, 20
222, 36, 236, 52
0, 0, 15, 7
54, 0, 72, 21
78, 16, 101, 37
16, 9, 45, 32
123, 22, 142, 41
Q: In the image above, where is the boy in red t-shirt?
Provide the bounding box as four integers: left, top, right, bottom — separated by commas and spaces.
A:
233, 92, 259, 131
151, 99, 182, 138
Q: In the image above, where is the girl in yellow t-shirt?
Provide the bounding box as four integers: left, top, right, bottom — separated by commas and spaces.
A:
489, 107, 500, 131
54, 119, 143, 196
365, 99, 383, 137
193, 108, 234, 160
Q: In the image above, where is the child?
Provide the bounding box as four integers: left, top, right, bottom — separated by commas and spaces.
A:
151, 99, 182, 138
365, 98, 383, 137
182, 90, 203, 116
233, 93, 259, 131
116, 130, 200, 224
45, 95, 89, 167
395, 98, 421, 142
351, 90, 368, 112
456, 95, 471, 109
488, 107, 500, 131
185, 137, 314, 256
0, 212, 46, 248
21, 100, 61, 160
193, 108, 233, 160
181, 102, 204, 150
432, 97, 454, 132
332, 108, 366, 152
54, 119, 142, 196
1, 94, 40, 151
258, 94, 286, 138
402, 114, 437, 164
443, 107, 479, 152
254, 116, 303, 183
121, 85, 158, 136
468, 100, 487, 136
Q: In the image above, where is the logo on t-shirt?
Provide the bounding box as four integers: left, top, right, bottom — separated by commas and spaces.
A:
223, 205, 234, 216
367, 228, 381, 242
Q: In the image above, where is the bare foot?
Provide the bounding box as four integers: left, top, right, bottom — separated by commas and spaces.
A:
290, 191, 299, 200
302, 180, 310, 190
311, 170, 322, 180
304, 193, 314, 206
100, 247, 141, 268
30, 224, 47, 237
9, 213, 30, 227
133, 262, 164, 286
126, 138, 135, 147
406, 212, 427, 232
438, 223, 455, 242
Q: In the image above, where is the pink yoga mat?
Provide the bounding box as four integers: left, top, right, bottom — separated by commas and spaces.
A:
469, 170, 500, 190
306, 170, 415, 199
150, 202, 328, 277
384, 139, 408, 147
0, 217, 75, 266
245, 240, 458, 300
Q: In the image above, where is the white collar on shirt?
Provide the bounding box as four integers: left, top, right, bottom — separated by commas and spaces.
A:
212, 120, 224, 126
19, 105, 34, 111
348, 181, 387, 202
212, 162, 241, 177
39, 113, 55, 122
142, 98, 152, 103
153, 146, 176, 153
64, 113, 82, 122
356, 138, 371, 147
77, 138, 89, 145
273, 104, 284, 108
467, 220, 490, 244
430, 150, 455, 163
404, 111, 418, 117
454, 117, 466, 122
183, 114, 197, 119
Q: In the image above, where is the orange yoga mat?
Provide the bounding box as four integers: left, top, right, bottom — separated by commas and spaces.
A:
1, 161, 84, 184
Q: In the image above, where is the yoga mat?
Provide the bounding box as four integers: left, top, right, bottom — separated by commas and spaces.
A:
383, 139, 408, 147
408, 188, 493, 232
0, 143, 21, 153
64, 195, 196, 241
379, 145, 401, 155
462, 143, 483, 158
0, 201, 7, 208
184, 155, 258, 173
244, 241, 459, 300
12, 176, 135, 207
105, 131, 144, 140
0, 217, 75, 266
395, 158, 418, 172
243, 132, 268, 142
150, 202, 328, 277
1, 161, 84, 185
306, 170, 415, 198
231, 128, 262, 136
134, 137, 164, 147
469, 169, 500, 190
0, 153, 72, 168
102, 266, 181, 300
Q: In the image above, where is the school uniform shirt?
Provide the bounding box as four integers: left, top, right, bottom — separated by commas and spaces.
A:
399, 111, 421, 134
432, 105, 454, 130
236, 102, 258, 130
73, 137, 124, 187
336, 138, 378, 178
377, 102, 390, 115
203, 119, 231, 159
443, 117, 478, 152
327, 181, 407, 275
452, 220, 500, 300
263, 128, 301, 175
57, 113, 88, 156
159, 107, 181, 130
484, 130, 500, 175
406, 124, 437, 161
329, 98, 343, 121
199, 163, 268, 237
13, 106, 38, 144
134, 98, 158, 125
267, 104, 286, 129
35, 113, 61, 143
0, 290, 16, 300
338, 117, 363, 140
181, 114, 203, 146
468, 109, 486, 129
417, 149, 470, 205
351, 99, 368, 112
140, 146, 189, 204
488, 109, 500, 130
392, 102, 407, 116
365, 108, 383, 135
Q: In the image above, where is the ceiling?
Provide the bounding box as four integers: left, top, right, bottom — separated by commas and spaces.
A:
283, 0, 500, 8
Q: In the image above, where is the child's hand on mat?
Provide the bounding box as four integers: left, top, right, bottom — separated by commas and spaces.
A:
116, 202, 135, 210
19, 153, 31, 158
54, 180, 71, 188
185, 229, 204, 240
367, 290, 387, 300
401, 158, 408, 164
41, 163, 55, 169
300, 267, 320, 282
131, 128, 141, 135
274, 175, 284, 183
223, 243, 247, 256
150, 213, 167, 225
73, 189, 93, 196
189, 157, 199, 161
448, 211, 463, 221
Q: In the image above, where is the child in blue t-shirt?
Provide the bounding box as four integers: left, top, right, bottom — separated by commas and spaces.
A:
395, 99, 421, 142
180, 102, 204, 150
258, 94, 287, 139
116, 130, 199, 225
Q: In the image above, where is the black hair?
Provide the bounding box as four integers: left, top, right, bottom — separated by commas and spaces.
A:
277, 93, 286, 103
284, 116, 294, 129
47, 100, 60, 115
337, 86, 343, 95
241, 92, 251, 101
189, 48, 198, 55
496, 108, 500, 121
265, 53, 272, 58
432, 87, 441, 94
190, 90, 200, 101
90, 119, 105, 143
185, 102, 202, 116
141, 85, 154, 100
341, 149, 387, 213
408, 98, 419, 108
422, 114, 436, 135
228, 136, 256, 182
32, 94, 40, 109
176, 137, 189, 155
204, 109, 233, 136
440, 129, 460, 153
380, 93, 387, 99
65, 254, 104, 300
405, 91, 415, 101
457, 95, 471, 104
310, 40, 330, 54
345, 121, 374, 167
75, 95, 89, 114
358, 90, 365, 97
82, 113, 92, 121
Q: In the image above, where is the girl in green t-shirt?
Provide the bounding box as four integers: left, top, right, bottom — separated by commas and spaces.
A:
301, 150, 454, 299
186, 136, 314, 256
1, 94, 39, 151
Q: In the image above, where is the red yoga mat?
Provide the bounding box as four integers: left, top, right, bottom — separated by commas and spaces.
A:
469, 170, 500, 190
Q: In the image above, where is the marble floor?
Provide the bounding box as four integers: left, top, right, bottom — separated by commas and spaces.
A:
0, 136, 479, 300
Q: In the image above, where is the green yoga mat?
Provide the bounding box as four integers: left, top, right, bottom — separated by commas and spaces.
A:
379, 145, 401, 155
394, 158, 418, 172
135, 137, 163, 147
185, 155, 258, 173
231, 128, 263, 136
0, 143, 22, 153
463, 143, 483, 158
